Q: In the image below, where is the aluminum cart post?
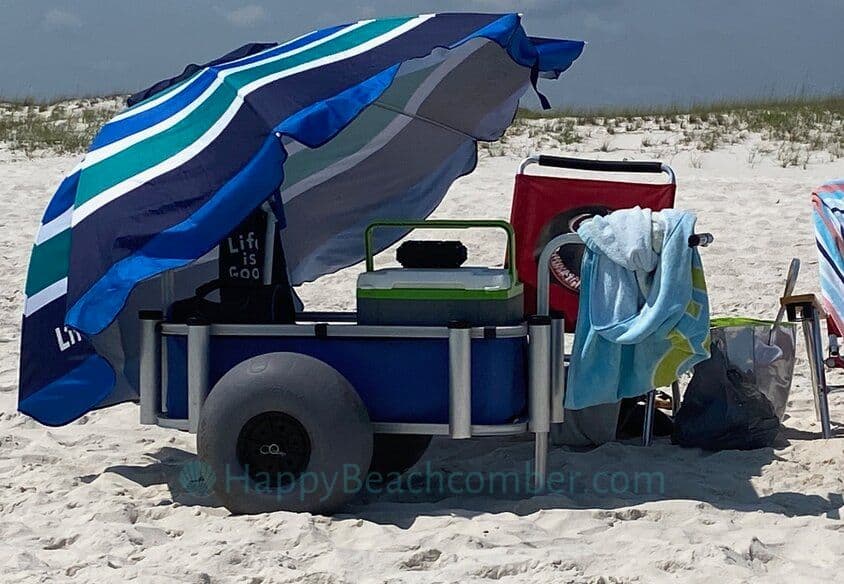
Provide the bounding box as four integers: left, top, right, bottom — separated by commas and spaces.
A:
186, 316, 211, 434
528, 315, 552, 490
448, 321, 473, 439
138, 310, 163, 425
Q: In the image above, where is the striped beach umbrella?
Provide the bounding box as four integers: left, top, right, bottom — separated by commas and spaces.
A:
19, 13, 584, 425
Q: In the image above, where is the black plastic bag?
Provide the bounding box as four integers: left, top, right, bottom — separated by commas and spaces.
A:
673, 344, 780, 450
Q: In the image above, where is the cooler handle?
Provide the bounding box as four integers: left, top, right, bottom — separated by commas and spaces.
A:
364, 219, 518, 283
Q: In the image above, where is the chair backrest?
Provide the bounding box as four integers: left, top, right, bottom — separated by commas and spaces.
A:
169, 207, 296, 324
813, 179, 844, 342
510, 155, 676, 331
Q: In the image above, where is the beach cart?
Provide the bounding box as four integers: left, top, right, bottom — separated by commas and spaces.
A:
134, 199, 711, 513
137, 217, 553, 512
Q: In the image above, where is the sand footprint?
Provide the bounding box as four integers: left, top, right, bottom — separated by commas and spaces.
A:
399, 548, 442, 571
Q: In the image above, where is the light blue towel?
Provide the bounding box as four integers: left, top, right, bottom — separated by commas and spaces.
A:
566, 207, 710, 409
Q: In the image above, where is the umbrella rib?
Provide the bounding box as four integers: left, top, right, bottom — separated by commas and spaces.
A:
371, 100, 476, 141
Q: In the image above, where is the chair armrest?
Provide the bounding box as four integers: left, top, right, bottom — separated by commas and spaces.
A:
780, 294, 826, 322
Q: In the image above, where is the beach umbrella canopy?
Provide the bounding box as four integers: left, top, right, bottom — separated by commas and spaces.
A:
19, 12, 584, 426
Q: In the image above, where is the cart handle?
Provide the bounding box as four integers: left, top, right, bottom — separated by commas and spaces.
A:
364, 219, 518, 282
519, 155, 675, 184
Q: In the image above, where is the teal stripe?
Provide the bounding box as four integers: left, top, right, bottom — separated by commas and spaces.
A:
226, 18, 411, 90
119, 70, 202, 115
77, 82, 239, 205
75, 18, 414, 208
25, 230, 70, 296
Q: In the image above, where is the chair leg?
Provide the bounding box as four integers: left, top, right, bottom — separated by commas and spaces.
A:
671, 381, 681, 417
801, 310, 833, 439
642, 390, 656, 446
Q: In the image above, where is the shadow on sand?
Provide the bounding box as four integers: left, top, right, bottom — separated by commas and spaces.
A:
102, 425, 843, 526
346, 430, 843, 528
101, 446, 225, 508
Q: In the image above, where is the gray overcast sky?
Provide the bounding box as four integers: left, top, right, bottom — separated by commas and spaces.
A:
0, 1, 840, 108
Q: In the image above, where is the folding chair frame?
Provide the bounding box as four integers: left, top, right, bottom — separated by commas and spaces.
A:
537, 231, 684, 446
523, 155, 690, 446
781, 294, 836, 438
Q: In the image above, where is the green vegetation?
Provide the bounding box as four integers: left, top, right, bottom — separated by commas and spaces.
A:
0, 97, 123, 156
0, 94, 841, 166
515, 94, 844, 121
510, 94, 844, 167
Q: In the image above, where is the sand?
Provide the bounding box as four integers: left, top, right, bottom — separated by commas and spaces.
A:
1, 119, 843, 583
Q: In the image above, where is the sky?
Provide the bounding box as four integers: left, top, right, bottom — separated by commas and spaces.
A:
0, 0, 840, 108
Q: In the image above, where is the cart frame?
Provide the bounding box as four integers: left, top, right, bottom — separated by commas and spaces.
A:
139, 314, 557, 488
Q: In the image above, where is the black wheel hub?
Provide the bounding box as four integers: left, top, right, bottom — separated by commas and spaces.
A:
236, 411, 311, 488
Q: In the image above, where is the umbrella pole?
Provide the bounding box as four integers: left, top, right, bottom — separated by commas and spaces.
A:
263, 202, 296, 322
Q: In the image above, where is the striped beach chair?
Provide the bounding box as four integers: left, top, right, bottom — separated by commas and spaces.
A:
781, 178, 844, 438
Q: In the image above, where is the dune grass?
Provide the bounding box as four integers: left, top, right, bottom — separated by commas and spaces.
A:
511, 94, 844, 167
516, 94, 844, 121
0, 97, 124, 156
1, 94, 842, 163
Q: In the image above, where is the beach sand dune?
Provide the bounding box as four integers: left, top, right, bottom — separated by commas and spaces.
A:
1, 121, 843, 583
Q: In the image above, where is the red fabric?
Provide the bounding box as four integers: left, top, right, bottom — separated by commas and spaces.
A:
824, 317, 844, 369
510, 174, 675, 331
827, 316, 841, 337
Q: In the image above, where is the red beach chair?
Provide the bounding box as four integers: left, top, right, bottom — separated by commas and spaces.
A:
511, 155, 677, 331
510, 155, 681, 446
